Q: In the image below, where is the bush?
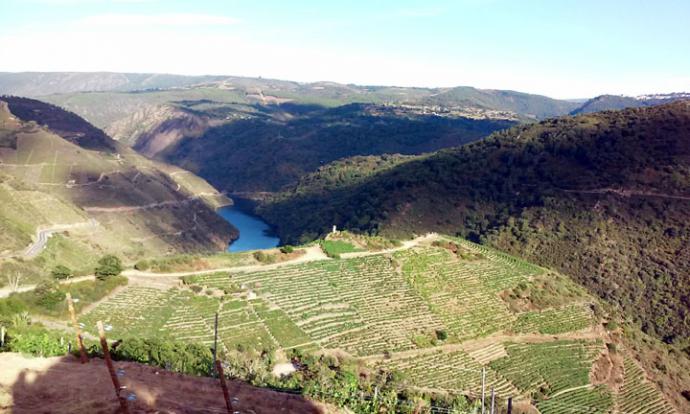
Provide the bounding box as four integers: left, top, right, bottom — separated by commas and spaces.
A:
253, 251, 277, 264
280, 245, 295, 254
604, 320, 619, 331
95, 255, 123, 280
134, 260, 150, 271
51, 265, 72, 280
435, 329, 448, 341
6, 326, 66, 357
34, 280, 65, 309
111, 337, 213, 376
190, 285, 203, 293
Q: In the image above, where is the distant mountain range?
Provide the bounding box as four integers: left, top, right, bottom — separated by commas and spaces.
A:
0, 71, 579, 119
571, 92, 690, 115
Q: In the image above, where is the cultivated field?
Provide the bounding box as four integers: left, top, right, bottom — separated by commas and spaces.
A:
78, 237, 676, 413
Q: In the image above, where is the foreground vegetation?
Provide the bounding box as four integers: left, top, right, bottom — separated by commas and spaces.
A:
0, 235, 682, 412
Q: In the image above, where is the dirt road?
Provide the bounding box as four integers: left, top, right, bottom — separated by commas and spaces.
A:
0, 275, 95, 298
83, 193, 219, 213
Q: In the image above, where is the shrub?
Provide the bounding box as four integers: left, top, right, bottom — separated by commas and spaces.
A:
134, 260, 150, 271
280, 245, 294, 254
604, 320, 619, 331
95, 255, 123, 280
190, 285, 203, 293
5, 326, 66, 357
51, 265, 72, 280
34, 280, 65, 309
111, 337, 213, 376
253, 251, 277, 264
435, 329, 448, 341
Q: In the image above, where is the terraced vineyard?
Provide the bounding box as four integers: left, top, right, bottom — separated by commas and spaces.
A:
537, 385, 613, 414
490, 341, 603, 395
382, 349, 519, 397
614, 357, 676, 414
512, 304, 594, 335
77, 236, 677, 413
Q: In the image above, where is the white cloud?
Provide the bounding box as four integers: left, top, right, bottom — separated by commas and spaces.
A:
76, 13, 238, 27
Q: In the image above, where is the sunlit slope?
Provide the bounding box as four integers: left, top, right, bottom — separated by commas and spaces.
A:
78, 236, 679, 412
0, 98, 234, 269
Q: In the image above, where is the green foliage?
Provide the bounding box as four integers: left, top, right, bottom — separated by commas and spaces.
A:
4, 325, 66, 357
94, 254, 123, 279
280, 245, 294, 254
34, 280, 65, 309
51, 264, 72, 280
134, 260, 150, 271
0, 275, 127, 320
111, 337, 214, 376
320, 240, 360, 258
253, 251, 277, 264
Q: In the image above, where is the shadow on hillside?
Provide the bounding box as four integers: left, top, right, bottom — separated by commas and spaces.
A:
7, 354, 324, 413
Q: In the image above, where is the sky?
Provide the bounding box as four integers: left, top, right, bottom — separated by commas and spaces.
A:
0, 0, 689, 99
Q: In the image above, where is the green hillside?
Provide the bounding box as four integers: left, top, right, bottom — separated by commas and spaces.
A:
73, 235, 682, 412
0, 97, 235, 283
257, 101, 690, 350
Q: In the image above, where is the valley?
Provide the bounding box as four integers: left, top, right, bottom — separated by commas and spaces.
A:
0, 75, 688, 413
1, 232, 681, 412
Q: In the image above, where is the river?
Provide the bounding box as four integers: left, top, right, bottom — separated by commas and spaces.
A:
216, 205, 280, 252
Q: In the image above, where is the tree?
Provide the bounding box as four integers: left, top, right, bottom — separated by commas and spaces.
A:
34, 280, 65, 309
95, 255, 123, 280
51, 265, 72, 280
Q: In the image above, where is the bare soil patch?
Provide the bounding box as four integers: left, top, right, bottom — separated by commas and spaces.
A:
0, 353, 333, 413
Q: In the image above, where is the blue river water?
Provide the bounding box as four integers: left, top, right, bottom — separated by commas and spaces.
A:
216, 205, 280, 252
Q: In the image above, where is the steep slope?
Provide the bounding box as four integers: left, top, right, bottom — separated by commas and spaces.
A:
0, 97, 235, 281
257, 101, 690, 346
166, 103, 517, 192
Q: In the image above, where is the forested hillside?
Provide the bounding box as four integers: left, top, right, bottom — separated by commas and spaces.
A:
571, 93, 690, 115
258, 101, 690, 346
167, 103, 516, 192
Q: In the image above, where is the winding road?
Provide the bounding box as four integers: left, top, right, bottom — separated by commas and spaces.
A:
23, 219, 99, 259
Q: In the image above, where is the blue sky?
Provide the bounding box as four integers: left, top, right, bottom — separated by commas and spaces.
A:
1, 0, 689, 98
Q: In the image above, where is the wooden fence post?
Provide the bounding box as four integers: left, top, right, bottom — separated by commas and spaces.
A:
66, 293, 88, 363
215, 359, 233, 414
490, 386, 495, 414
481, 367, 486, 414
97, 321, 129, 414
212, 312, 219, 371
